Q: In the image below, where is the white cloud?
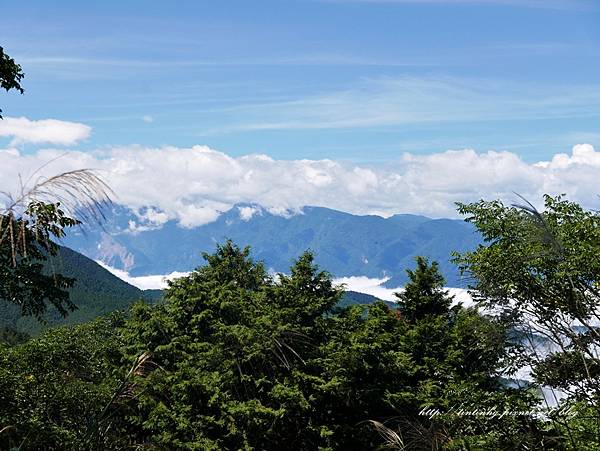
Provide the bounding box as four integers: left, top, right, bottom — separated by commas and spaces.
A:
238, 205, 262, 221
99, 260, 476, 296
96, 260, 189, 290
333, 275, 473, 303
0, 116, 91, 145
138, 207, 170, 225
126, 207, 171, 234
178, 204, 223, 228
1, 143, 600, 226
334, 276, 399, 301
142, 115, 154, 123
536, 143, 600, 169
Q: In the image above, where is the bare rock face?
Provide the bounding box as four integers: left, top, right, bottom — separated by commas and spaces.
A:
97, 232, 136, 271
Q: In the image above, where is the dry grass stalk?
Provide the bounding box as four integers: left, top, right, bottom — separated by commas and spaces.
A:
1, 160, 114, 268
366, 420, 406, 450
2, 166, 114, 223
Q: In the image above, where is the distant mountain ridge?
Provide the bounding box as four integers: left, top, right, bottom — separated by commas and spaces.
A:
63, 203, 481, 287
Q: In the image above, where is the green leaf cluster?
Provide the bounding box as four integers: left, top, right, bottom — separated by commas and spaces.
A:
455, 195, 600, 448
1, 202, 80, 320
0, 46, 24, 118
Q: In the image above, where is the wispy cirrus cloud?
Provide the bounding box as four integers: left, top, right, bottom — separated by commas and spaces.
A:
194, 76, 600, 135
17, 54, 439, 71
12, 54, 441, 82
320, 0, 596, 11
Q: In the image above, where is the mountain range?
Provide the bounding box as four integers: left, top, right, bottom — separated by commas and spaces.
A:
62, 203, 481, 287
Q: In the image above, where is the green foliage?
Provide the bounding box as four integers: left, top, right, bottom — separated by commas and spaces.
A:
0, 314, 125, 450
117, 242, 544, 449
454, 194, 600, 447
455, 195, 600, 326
0, 202, 80, 320
0, 246, 163, 336
395, 256, 452, 322
118, 241, 343, 449
0, 240, 568, 449
0, 46, 24, 118
0, 327, 29, 346
550, 401, 600, 450
2, 165, 114, 327
384, 258, 546, 450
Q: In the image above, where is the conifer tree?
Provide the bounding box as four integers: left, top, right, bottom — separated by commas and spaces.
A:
395, 256, 452, 322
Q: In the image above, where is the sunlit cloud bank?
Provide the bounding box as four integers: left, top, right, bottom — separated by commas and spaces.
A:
333, 276, 399, 301
99, 263, 474, 301
0, 116, 90, 145
96, 261, 189, 290
335, 275, 473, 304
2, 141, 599, 227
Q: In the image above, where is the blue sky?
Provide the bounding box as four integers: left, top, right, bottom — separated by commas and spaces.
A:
1, 0, 599, 164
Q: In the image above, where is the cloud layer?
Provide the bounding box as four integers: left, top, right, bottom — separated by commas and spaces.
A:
0, 116, 91, 145
97, 261, 474, 303
2, 142, 599, 226
96, 261, 189, 290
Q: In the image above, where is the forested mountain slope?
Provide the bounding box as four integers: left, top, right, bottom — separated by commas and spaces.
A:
63, 204, 480, 287
0, 246, 162, 335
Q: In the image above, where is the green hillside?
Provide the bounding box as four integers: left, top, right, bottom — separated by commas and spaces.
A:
0, 246, 162, 336
0, 247, 388, 338
338, 290, 395, 309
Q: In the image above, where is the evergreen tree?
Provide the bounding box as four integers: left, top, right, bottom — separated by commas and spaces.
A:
0, 242, 558, 449
395, 256, 452, 323
120, 241, 346, 449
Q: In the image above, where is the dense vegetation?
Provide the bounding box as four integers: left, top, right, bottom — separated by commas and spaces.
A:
1, 202, 80, 320
455, 195, 600, 449
1, 195, 600, 449
0, 243, 383, 338
0, 242, 559, 449
0, 246, 162, 336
